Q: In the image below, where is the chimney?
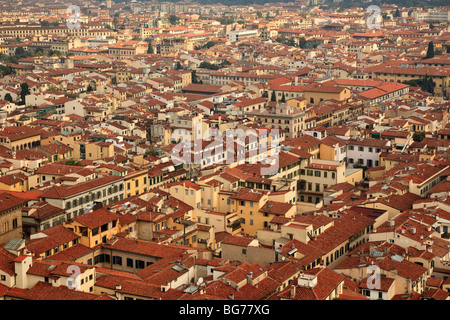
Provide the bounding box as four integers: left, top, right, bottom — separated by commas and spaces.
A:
116, 285, 122, 290
290, 285, 296, 298
410, 227, 416, 235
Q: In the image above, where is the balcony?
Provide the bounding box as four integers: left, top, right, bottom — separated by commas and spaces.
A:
180, 219, 198, 234
227, 220, 241, 231
79, 227, 88, 237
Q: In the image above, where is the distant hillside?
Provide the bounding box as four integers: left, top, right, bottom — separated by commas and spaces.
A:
126, 0, 297, 6
190, 0, 289, 4
126, 0, 294, 6
326, 0, 450, 9
119, 0, 450, 9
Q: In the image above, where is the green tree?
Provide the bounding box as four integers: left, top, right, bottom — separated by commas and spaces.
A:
4, 93, 13, 102
270, 90, 276, 102
19, 82, 30, 105
34, 48, 44, 56
230, 220, 241, 230
353, 162, 368, 171
426, 76, 434, 94
196, 41, 217, 50
425, 41, 434, 59
15, 47, 26, 57
305, 41, 317, 49
175, 61, 182, 70
113, 17, 119, 29
412, 131, 426, 142
217, 17, 235, 25
394, 8, 400, 17
40, 20, 50, 27
299, 37, 307, 48
191, 70, 201, 84
47, 85, 61, 92
65, 159, 81, 166
256, 11, 262, 19
275, 36, 286, 44
199, 61, 220, 70
201, 41, 217, 49
287, 37, 296, 47
168, 15, 180, 25
87, 84, 93, 92
146, 147, 159, 156
404, 76, 434, 94
0, 64, 12, 77
47, 49, 62, 57
147, 41, 154, 54
280, 92, 286, 103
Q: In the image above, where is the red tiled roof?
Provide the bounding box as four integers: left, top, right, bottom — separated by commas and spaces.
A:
229, 188, 268, 202
324, 182, 354, 193
381, 191, 423, 210
26, 225, 79, 256
222, 235, 254, 247
259, 201, 294, 216
276, 267, 345, 300
36, 163, 88, 176
0, 126, 41, 141
40, 176, 123, 199
359, 276, 395, 292
428, 181, 450, 195
376, 254, 428, 282
28, 202, 64, 220
0, 192, 28, 212
43, 244, 93, 262
5, 281, 110, 300
0, 246, 16, 276
278, 239, 324, 267
74, 208, 120, 229
422, 288, 449, 300
101, 237, 201, 258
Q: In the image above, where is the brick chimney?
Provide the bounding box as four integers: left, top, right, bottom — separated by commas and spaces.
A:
290, 285, 296, 298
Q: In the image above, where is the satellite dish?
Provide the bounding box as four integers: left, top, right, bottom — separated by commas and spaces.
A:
196, 277, 204, 286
